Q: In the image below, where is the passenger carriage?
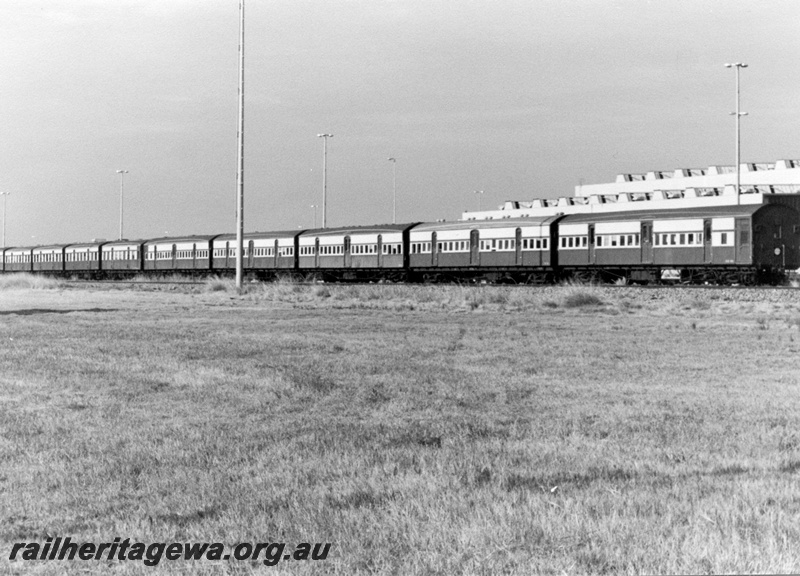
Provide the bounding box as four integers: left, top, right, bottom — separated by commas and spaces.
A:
32, 245, 66, 273
101, 240, 146, 275
3, 247, 34, 272
409, 217, 560, 281
211, 231, 300, 276
557, 203, 800, 283
297, 224, 412, 280
64, 242, 105, 273
143, 236, 214, 273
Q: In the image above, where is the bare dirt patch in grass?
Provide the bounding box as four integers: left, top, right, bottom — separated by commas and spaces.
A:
2, 286, 800, 574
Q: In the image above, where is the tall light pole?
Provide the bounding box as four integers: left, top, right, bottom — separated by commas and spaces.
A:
725, 62, 748, 205
235, 0, 245, 289
0, 192, 9, 248
474, 190, 484, 211
310, 204, 318, 228
116, 170, 128, 240
317, 134, 333, 228
387, 158, 397, 224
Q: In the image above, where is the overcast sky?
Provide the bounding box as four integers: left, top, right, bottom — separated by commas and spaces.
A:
1, 0, 799, 245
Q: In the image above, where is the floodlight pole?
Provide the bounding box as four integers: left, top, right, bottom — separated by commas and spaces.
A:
725, 62, 748, 206
317, 134, 333, 228
0, 192, 9, 248
387, 157, 397, 224
235, 0, 245, 289
116, 170, 128, 240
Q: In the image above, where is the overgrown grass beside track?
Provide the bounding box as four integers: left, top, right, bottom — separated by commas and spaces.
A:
0, 272, 63, 290
2, 283, 800, 574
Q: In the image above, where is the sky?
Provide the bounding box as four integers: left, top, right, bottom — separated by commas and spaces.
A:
1, 0, 799, 245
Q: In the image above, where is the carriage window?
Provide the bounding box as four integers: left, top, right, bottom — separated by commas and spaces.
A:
720, 232, 728, 245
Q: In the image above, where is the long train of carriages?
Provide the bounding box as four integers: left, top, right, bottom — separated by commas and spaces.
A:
2, 199, 799, 284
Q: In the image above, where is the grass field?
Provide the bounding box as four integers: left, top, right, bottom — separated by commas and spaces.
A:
2, 278, 800, 574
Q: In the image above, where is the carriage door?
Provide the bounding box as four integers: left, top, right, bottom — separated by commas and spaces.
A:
703, 220, 712, 263
432, 232, 439, 266
641, 221, 653, 264
171, 244, 177, 268
192, 243, 197, 269
314, 238, 320, 268
225, 241, 230, 268
273, 239, 279, 268
470, 230, 479, 266
377, 234, 383, 268
248, 240, 254, 268
515, 228, 522, 266
344, 236, 352, 267
736, 219, 751, 264
588, 225, 596, 264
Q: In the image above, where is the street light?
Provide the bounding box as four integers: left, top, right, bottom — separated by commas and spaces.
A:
317, 134, 333, 228
310, 204, 318, 228
724, 62, 748, 205
116, 170, 129, 240
387, 158, 397, 224
0, 192, 10, 248
473, 190, 485, 211
235, 0, 246, 289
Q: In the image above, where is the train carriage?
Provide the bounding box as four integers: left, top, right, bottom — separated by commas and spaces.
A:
32, 245, 66, 273
410, 216, 559, 278
558, 203, 800, 283
144, 236, 214, 273
409, 222, 474, 269
64, 242, 105, 273
4, 247, 33, 272
211, 231, 301, 275
297, 224, 413, 280
101, 240, 146, 274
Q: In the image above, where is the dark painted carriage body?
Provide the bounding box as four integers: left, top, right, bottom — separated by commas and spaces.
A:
409, 216, 560, 272
212, 231, 301, 272
64, 242, 105, 272
143, 236, 215, 272
4, 247, 34, 272
32, 245, 66, 273
101, 240, 146, 273
557, 203, 800, 274
297, 224, 413, 273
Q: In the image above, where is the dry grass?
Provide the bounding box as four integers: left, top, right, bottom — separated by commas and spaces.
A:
0, 272, 63, 290
2, 285, 800, 574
